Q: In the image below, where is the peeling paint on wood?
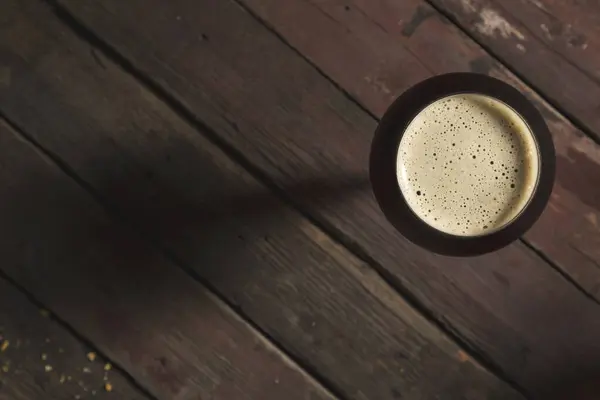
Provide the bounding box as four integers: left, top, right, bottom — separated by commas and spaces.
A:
474, 8, 525, 40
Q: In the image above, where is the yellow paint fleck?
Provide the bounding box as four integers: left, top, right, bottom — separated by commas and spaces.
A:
40, 309, 50, 318
41, 353, 48, 361
67, 375, 72, 381
1, 340, 9, 352
83, 367, 91, 373
45, 365, 53, 372
1, 364, 9, 373
59, 374, 66, 384
87, 352, 97, 362
104, 363, 112, 371
457, 350, 470, 362
105, 382, 113, 392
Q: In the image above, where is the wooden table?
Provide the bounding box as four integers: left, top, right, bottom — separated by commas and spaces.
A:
0, 0, 599, 398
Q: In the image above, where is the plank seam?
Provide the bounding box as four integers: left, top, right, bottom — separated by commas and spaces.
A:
421, 0, 600, 305
0, 195, 159, 400
41, 0, 535, 397
500, 0, 600, 88
520, 240, 600, 305
422, 0, 600, 147
1, 107, 345, 400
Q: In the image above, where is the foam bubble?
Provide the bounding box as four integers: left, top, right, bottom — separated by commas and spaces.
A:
396, 93, 540, 237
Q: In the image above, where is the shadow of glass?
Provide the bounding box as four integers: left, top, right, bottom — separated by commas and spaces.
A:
1, 136, 370, 316
0, 136, 369, 396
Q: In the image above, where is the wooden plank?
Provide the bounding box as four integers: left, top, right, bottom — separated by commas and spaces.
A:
0, 114, 335, 400
521, 0, 600, 85
425, 0, 600, 142
473, 0, 600, 85
0, 278, 149, 400
0, 1, 522, 400
233, 0, 600, 301
49, 0, 600, 397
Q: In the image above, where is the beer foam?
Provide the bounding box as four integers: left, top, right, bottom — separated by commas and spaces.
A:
396, 93, 540, 237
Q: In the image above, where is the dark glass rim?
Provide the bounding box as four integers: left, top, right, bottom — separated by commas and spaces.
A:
369, 73, 556, 256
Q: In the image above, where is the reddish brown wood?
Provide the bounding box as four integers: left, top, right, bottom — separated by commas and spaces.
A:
0, 1, 523, 399
498, 0, 600, 83
235, 0, 600, 301
51, 0, 600, 397
426, 0, 600, 141
0, 278, 149, 400
526, 0, 600, 81
235, 0, 600, 383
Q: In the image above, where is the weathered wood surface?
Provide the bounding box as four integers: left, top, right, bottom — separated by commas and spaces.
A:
237, 0, 600, 302
51, 0, 600, 397
240, 0, 600, 328
0, 278, 149, 400
0, 1, 523, 400
516, 0, 600, 83
427, 0, 600, 142
0, 6, 336, 393
0, 114, 335, 400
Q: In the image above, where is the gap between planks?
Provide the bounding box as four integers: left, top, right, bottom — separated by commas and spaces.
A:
0, 235, 158, 400
422, 0, 600, 149
0, 108, 346, 400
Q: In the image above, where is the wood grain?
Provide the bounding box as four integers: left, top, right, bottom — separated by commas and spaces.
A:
0, 278, 149, 400
50, 0, 600, 397
521, 0, 600, 85
426, 0, 600, 141
0, 1, 523, 399
0, 114, 335, 400
0, 5, 336, 395
233, 0, 600, 301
